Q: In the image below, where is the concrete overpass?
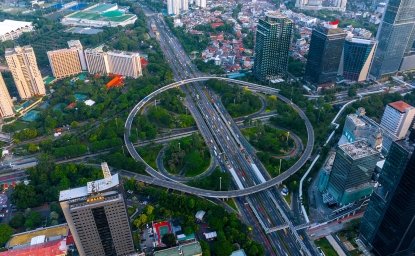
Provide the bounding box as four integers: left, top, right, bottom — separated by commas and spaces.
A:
124, 76, 315, 198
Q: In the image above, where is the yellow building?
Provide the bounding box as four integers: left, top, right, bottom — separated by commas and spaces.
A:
5, 46, 45, 100
47, 48, 82, 79
0, 72, 14, 118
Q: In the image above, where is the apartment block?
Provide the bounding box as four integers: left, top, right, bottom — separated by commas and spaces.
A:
68, 40, 88, 70
0, 72, 14, 118
84, 47, 110, 75
107, 51, 142, 79
85, 47, 142, 78
5, 46, 45, 100
47, 48, 82, 79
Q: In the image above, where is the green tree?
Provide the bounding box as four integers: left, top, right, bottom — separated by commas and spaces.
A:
161, 233, 176, 247
9, 213, 25, 229
24, 211, 42, 230
0, 224, 13, 246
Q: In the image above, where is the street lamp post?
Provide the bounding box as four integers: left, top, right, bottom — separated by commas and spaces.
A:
219, 176, 222, 191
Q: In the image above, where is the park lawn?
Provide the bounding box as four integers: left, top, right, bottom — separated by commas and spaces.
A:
315, 238, 339, 256
242, 125, 294, 156
163, 134, 210, 177
283, 194, 291, 208
225, 198, 238, 211
137, 144, 162, 169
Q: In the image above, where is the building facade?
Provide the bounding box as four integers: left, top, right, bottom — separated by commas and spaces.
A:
5, 46, 45, 100
47, 48, 83, 79
59, 164, 135, 256
68, 40, 88, 70
85, 47, 111, 75
85, 47, 142, 78
305, 21, 347, 84
0, 72, 14, 118
325, 140, 380, 205
107, 51, 142, 79
380, 101, 415, 139
168, 0, 181, 15
339, 38, 377, 82
359, 138, 415, 255
369, 0, 415, 78
253, 12, 293, 82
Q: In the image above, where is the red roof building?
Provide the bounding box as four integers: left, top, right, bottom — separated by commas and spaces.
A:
388, 100, 413, 113
0, 238, 69, 256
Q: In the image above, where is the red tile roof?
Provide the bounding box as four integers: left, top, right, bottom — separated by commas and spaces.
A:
389, 101, 413, 113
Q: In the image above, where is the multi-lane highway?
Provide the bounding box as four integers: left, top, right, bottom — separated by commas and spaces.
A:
125, 9, 318, 255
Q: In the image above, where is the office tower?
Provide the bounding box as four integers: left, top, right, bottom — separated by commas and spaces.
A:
168, 0, 180, 15
68, 40, 87, 70
107, 51, 142, 79
59, 163, 135, 256
360, 138, 415, 255
0, 73, 14, 118
5, 46, 45, 100
370, 0, 415, 78
324, 140, 380, 205
380, 101, 415, 139
253, 12, 293, 82
85, 47, 110, 75
338, 38, 377, 82
47, 48, 82, 79
305, 21, 347, 84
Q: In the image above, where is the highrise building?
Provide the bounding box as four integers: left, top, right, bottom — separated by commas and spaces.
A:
47, 48, 82, 79
5, 46, 45, 100
380, 101, 415, 139
68, 40, 87, 70
168, 0, 180, 15
359, 137, 415, 255
304, 21, 347, 84
0, 72, 14, 118
84, 47, 110, 75
324, 140, 380, 205
107, 51, 142, 79
253, 12, 293, 82
59, 163, 135, 256
85, 47, 143, 78
180, 0, 189, 11
369, 0, 415, 78
338, 38, 377, 82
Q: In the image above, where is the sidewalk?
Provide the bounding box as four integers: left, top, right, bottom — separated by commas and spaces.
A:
326, 234, 347, 256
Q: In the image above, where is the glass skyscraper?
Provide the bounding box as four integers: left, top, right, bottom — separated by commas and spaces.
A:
339, 38, 377, 82
369, 0, 415, 78
304, 22, 347, 84
360, 137, 415, 255
253, 12, 293, 82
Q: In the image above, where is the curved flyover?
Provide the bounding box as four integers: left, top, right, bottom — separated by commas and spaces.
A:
124, 76, 314, 198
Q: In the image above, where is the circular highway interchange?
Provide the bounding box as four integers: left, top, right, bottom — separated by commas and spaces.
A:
124, 77, 314, 198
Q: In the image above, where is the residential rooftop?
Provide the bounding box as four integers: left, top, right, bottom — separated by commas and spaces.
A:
7, 224, 69, 248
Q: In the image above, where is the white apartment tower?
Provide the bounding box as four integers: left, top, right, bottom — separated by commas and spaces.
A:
195, 0, 206, 8
380, 101, 415, 139
107, 51, 142, 79
181, 0, 189, 11
84, 47, 110, 75
168, 0, 181, 15
0, 72, 14, 118
85, 47, 142, 78
5, 46, 46, 100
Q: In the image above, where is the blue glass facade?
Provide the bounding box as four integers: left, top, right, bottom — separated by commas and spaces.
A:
341, 39, 376, 81
370, 0, 415, 78
360, 139, 415, 255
